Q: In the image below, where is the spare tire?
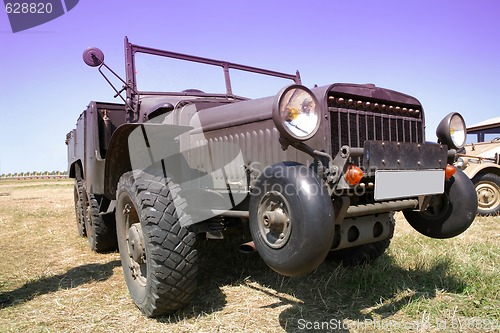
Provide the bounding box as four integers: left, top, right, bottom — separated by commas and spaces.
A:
249, 162, 335, 276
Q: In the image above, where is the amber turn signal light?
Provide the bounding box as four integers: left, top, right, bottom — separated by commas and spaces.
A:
445, 164, 456, 180
345, 164, 364, 186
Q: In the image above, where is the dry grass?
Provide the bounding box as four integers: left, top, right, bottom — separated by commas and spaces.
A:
0, 179, 498, 332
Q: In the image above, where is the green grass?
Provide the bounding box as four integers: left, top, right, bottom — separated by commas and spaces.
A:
0, 179, 498, 332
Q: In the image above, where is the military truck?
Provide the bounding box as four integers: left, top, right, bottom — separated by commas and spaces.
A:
456, 118, 500, 215
66, 37, 477, 317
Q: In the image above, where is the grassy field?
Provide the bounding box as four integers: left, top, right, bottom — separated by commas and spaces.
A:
0, 179, 498, 332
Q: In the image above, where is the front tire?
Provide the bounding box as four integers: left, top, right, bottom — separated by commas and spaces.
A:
472, 172, 500, 216
403, 169, 477, 238
249, 162, 335, 276
116, 170, 197, 317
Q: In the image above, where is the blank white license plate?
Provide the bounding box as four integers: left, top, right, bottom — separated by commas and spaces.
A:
374, 170, 445, 201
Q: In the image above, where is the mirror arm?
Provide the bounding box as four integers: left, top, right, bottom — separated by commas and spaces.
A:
97, 61, 138, 112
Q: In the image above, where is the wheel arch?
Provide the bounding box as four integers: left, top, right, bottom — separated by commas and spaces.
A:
69, 160, 84, 180
464, 163, 500, 179
103, 124, 136, 199
103, 123, 193, 199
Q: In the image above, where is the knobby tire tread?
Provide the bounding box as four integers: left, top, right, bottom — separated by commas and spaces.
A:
74, 179, 86, 237
119, 170, 197, 317
87, 193, 117, 253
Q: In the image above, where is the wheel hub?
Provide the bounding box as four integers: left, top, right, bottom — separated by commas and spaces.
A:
85, 198, 93, 239
123, 203, 147, 285
128, 223, 145, 263
257, 191, 291, 249
421, 193, 449, 219
476, 181, 500, 210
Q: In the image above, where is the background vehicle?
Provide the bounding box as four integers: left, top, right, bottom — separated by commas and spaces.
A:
456, 117, 500, 215
66, 37, 477, 317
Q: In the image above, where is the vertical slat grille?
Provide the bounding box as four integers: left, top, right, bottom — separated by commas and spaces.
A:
340, 112, 349, 148
329, 97, 423, 158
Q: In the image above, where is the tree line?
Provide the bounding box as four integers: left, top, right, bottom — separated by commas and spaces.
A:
1, 171, 69, 179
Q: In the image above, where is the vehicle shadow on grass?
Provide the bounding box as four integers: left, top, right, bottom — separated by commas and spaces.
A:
274, 256, 466, 332
0, 260, 121, 309
163, 238, 467, 331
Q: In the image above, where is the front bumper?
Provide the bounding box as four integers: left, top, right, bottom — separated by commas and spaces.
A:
362, 140, 449, 173
361, 141, 450, 201
327, 140, 454, 200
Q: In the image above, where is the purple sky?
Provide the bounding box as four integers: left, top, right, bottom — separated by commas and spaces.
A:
0, 0, 499, 174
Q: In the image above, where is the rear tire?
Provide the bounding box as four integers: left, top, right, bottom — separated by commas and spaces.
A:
73, 179, 86, 237
472, 173, 500, 216
116, 170, 197, 317
84, 193, 117, 253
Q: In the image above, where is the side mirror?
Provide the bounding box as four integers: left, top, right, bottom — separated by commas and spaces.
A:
82, 45, 136, 116
82, 47, 105, 67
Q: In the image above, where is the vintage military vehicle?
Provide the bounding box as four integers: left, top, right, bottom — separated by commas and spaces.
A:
456, 118, 500, 215
66, 37, 477, 317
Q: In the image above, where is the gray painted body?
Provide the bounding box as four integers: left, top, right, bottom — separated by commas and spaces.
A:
65, 38, 480, 312
67, 101, 125, 194
67, 37, 472, 229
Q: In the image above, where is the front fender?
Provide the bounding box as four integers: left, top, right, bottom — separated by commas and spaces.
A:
462, 162, 500, 179
104, 123, 192, 199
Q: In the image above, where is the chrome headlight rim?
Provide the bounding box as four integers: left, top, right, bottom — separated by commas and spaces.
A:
272, 84, 321, 141
455, 157, 469, 169
436, 112, 467, 149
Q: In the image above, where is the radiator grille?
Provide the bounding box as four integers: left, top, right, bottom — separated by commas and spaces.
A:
329, 97, 424, 157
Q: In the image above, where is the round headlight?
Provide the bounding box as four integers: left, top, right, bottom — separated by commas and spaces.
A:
273, 85, 320, 141
436, 112, 467, 149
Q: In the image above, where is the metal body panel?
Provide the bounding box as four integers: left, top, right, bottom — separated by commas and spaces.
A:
66, 109, 85, 178
66, 129, 78, 176
84, 102, 101, 193
195, 96, 274, 132
67, 102, 125, 194
459, 136, 500, 178
464, 140, 500, 161
327, 83, 422, 106
189, 120, 298, 183
462, 162, 500, 179
363, 141, 448, 172
184, 94, 326, 187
